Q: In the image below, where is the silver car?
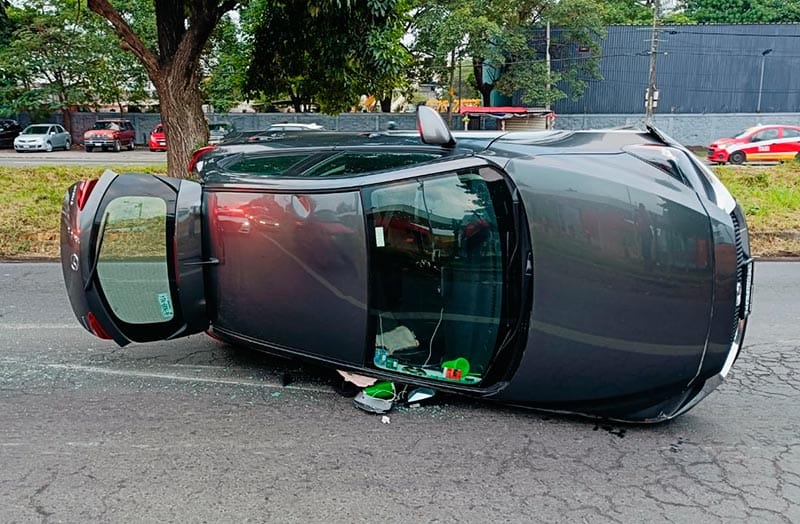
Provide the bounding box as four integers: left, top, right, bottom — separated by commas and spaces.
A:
14, 124, 71, 152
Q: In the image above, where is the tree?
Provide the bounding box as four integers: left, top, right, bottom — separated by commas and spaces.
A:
201, 14, 249, 112
244, 0, 410, 114
0, 1, 149, 124
87, 0, 240, 178
413, 0, 605, 109
681, 0, 800, 23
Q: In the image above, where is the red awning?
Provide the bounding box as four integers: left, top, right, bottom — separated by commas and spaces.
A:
459, 106, 531, 114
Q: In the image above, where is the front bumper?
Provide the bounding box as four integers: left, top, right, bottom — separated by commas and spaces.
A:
15, 142, 46, 150
706, 149, 728, 163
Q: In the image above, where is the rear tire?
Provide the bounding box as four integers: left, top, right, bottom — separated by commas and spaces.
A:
729, 151, 746, 165
127, 141, 135, 151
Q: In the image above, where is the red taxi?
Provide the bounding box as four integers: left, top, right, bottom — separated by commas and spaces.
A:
707, 124, 800, 164
148, 123, 167, 152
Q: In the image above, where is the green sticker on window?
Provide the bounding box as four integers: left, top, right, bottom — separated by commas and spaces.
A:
157, 292, 174, 320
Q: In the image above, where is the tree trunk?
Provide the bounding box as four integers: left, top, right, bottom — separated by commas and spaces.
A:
154, 68, 208, 179
472, 58, 494, 106
380, 96, 391, 113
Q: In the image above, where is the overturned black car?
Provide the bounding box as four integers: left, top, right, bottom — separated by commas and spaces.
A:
60, 107, 753, 422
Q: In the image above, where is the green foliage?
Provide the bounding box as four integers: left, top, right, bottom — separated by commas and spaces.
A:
413, 0, 605, 108
682, 0, 800, 23
244, 0, 411, 113
0, 0, 150, 118
600, 0, 654, 24
202, 14, 249, 112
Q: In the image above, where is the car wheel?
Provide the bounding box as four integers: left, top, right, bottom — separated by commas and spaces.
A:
729, 151, 746, 165
127, 141, 135, 151
64, 138, 71, 150
45, 141, 53, 152
85, 145, 93, 152
113, 140, 121, 152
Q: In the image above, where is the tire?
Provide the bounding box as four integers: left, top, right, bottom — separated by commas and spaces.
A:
729, 151, 746, 165
113, 140, 121, 152
45, 141, 53, 152
85, 145, 93, 152
127, 141, 135, 151
64, 138, 71, 150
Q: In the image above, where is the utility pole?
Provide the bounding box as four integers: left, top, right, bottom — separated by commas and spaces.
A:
545, 21, 551, 112
645, 0, 660, 125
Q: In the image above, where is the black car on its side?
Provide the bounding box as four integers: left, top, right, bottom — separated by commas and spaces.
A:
59, 107, 753, 422
0, 118, 22, 148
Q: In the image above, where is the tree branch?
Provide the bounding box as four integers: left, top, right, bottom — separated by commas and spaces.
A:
86, 0, 159, 78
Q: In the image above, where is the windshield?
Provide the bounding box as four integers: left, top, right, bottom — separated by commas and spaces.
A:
93, 122, 121, 131
23, 126, 49, 135
733, 128, 756, 139
209, 123, 230, 132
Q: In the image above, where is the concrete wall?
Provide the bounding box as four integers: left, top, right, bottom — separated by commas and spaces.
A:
17, 110, 800, 148
63, 112, 420, 146
555, 113, 800, 147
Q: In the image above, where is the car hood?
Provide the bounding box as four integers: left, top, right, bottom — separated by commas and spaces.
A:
709, 137, 737, 148
85, 129, 116, 137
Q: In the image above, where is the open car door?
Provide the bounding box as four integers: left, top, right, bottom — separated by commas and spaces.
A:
60, 170, 209, 346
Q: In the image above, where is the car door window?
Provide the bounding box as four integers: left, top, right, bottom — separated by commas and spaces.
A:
302, 152, 444, 178
782, 129, 800, 138
223, 153, 313, 175
363, 166, 516, 386
752, 129, 778, 141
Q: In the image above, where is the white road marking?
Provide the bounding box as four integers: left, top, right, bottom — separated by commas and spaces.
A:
0, 359, 334, 394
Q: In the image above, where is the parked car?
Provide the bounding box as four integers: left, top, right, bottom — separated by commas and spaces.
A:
83, 119, 136, 152
245, 123, 326, 143
707, 124, 800, 164
148, 123, 167, 152
59, 107, 753, 423
0, 118, 22, 148
208, 121, 235, 144
14, 123, 71, 152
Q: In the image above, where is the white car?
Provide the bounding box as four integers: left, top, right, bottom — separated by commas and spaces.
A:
14, 124, 71, 152
267, 123, 324, 132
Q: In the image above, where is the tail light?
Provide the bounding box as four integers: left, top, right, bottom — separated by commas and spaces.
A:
76, 179, 99, 210
86, 311, 112, 339
189, 145, 216, 173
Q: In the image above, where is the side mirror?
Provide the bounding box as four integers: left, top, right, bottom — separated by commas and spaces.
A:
416, 105, 455, 148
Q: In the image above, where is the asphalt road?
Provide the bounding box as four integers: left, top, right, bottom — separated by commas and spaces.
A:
1, 261, 798, 523
0, 147, 166, 166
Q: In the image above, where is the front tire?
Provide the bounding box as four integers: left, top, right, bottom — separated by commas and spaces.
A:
113, 140, 121, 152
45, 141, 53, 152
64, 138, 71, 150
729, 151, 746, 165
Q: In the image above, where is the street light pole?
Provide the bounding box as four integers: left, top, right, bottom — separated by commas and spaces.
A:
645, 0, 660, 125
757, 48, 773, 113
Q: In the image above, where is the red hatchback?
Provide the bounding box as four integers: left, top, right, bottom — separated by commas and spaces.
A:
148, 123, 167, 152
707, 124, 800, 164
